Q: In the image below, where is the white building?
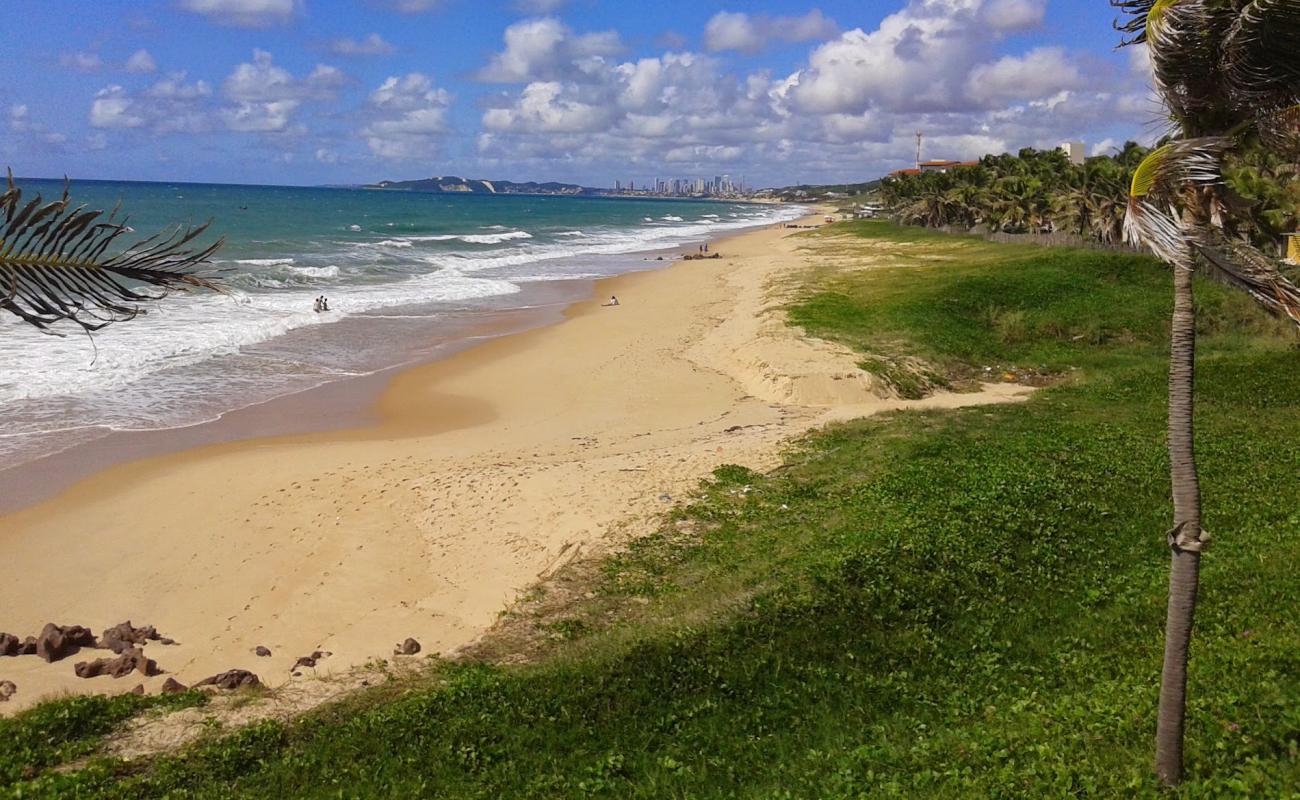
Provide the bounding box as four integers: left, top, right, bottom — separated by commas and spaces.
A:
1059, 141, 1086, 165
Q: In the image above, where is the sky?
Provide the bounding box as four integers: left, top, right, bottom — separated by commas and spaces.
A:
1, 0, 1160, 188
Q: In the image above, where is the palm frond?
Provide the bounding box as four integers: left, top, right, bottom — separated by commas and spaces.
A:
0, 172, 224, 333
1195, 231, 1300, 326
1221, 0, 1300, 109
1112, 0, 1157, 46
1145, 0, 1232, 123
1257, 103, 1300, 158
1123, 138, 1230, 263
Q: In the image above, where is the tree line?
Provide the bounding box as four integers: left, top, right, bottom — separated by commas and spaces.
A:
877, 141, 1298, 256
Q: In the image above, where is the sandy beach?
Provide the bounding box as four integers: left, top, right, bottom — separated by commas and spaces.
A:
0, 213, 1030, 713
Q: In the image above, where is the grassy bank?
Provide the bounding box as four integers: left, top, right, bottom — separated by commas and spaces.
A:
4, 221, 1298, 797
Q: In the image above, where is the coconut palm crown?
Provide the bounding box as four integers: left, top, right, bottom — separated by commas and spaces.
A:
1111, 0, 1300, 788
1116, 0, 1300, 321
0, 171, 223, 333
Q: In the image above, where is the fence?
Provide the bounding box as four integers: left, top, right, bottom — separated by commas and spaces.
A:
934, 225, 1148, 254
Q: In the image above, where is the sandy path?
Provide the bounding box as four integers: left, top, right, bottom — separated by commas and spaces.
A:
0, 214, 1030, 713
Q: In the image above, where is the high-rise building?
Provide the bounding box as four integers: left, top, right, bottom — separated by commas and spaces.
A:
1059, 141, 1086, 165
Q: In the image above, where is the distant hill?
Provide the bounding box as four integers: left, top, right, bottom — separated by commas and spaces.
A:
365, 176, 595, 195
771, 179, 882, 201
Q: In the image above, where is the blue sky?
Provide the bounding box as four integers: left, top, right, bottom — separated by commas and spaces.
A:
2, 0, 1157, 187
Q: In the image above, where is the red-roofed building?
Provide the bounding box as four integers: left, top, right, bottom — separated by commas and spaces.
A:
887, 160, 979, 179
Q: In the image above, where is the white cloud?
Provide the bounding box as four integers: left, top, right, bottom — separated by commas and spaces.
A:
361, 73, 452, 158
981, 0, 1046, 31
220, 50, 346, 133
90, 86, 146, 129
59, 52, 102, 71
965, 47, 1086, 108
330, 33, 396, 56
90, 73, 213, 133
125, 49, 158, 73
704, 10, 838, 54
476, 18, 624, 83
179, 0, 297, 27
470, 0, 1148, 187
783, 0, 1077, 116
315, 147, 340, 163
484, 81, 617, 133
225, 100, 299, 132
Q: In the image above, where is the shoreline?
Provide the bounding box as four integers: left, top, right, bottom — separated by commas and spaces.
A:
0, 209, 1030, 714
0, 220, 778, 517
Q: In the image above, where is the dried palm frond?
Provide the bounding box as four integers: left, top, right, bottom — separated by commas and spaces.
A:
1145, 0, 1232, 122
0, 171, 224, 333
1221, 0, 1300, 108
1123, 138, 1230, 264
1256, 103, 1300, 158
1195, 231, 1300, 325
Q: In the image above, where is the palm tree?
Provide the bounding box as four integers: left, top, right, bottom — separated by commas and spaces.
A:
1112, 0, 1300, 786
1, 171, 223, 333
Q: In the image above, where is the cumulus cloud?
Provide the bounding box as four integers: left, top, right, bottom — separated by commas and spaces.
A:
330, 33, 396, 56
783, 0, 1071, 115
90, 86, 146, 129
484, 81, 617, 133
178, 0, 297, 27
470, 0, 1147, 186
965, 47, 1086, 108
361, 73, 452, 158
90, 73, 213, 133
981, 0, 1046, 31
221, 50, 347, 133
125, 49, 158, 73
704, 9, 838, 54
476, 18, 623, 83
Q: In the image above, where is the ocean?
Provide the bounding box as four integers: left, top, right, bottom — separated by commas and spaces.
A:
0, 179, 802, 469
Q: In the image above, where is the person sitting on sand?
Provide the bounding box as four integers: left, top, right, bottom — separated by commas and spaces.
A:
603, 295, 619, 307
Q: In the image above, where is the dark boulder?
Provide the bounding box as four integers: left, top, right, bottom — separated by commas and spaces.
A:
292, 650, 331, 669
194, 670, 260, 691
129, 683, 145, 696
0, 633, 21, 657
36, 623, 97, 663
394, 638, 421, 656
73, 647, 160, 679
254, 646, 272, 657
100, 621, 171, 654
161, 677, 188, 694
0, 680, 15, 701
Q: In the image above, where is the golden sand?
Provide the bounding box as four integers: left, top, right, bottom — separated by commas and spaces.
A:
0, 213, 1030, 713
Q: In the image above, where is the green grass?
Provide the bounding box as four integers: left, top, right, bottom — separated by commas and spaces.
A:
0, 691, 206, 787
5, 220, 1298, 798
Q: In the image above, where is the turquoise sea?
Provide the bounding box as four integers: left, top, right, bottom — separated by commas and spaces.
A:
0, 178, 801, 467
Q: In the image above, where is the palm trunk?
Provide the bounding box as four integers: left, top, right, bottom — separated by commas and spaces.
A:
1155, 262, 1203, 786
